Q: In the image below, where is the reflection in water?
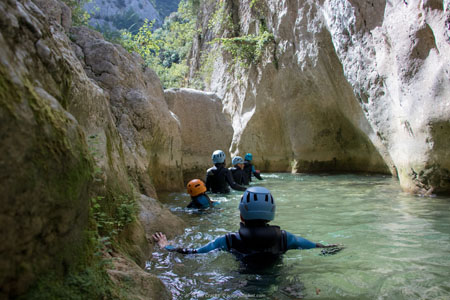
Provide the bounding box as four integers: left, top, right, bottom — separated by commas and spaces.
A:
150, 174, 450, 299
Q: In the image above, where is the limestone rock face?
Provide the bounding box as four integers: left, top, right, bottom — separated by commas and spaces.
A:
190, 0, 450, 194
0, 0, 93, 296
164, 88, 233, 181
0, 0, 185, 297
107, 254, 172, 300
32, 0, 71, 31
70, 26, 184, 193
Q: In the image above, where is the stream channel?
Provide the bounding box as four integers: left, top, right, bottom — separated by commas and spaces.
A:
148, 173, 450, 299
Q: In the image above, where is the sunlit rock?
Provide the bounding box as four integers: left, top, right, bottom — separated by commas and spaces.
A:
164, 88, 233, 181
190, 0, 450, 194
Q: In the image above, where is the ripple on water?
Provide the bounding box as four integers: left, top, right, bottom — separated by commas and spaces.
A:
150, 174, 450, 299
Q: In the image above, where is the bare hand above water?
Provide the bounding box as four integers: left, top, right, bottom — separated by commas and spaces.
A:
152, 232, 169, 248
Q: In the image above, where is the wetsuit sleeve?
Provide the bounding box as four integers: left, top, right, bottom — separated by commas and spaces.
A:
205, 171, 212, 191
164, 236, 228, 254
225, 169, 246, 191
252, 165, 263, 180
204, 194, 219, 207
196, 236, 228, 253
285, 231, 317, 249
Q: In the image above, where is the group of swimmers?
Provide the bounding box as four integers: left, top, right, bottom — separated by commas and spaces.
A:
152, 150, 340, 266
187, 150, 263, 209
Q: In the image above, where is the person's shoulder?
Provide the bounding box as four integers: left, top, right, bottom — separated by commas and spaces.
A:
207, 166, 217, 173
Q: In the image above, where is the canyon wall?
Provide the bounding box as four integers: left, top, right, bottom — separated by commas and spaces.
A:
0, 0, 188, 297
164, 88, 233, 182
189, 0, 450, 195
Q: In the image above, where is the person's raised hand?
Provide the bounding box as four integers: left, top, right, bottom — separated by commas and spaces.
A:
152, 232, 169, 248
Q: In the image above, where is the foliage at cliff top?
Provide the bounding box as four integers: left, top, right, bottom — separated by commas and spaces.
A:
62, 0, 91, 26
119, 0, 197, 88
213, 30, 274, 67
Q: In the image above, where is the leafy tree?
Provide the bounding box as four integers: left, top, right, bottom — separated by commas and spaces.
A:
62, 0, 91, 26
119, 0, 197, 88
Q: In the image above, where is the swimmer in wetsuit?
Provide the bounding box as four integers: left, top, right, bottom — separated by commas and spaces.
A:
153, 187, 341, 266
186, 179, 218, 209
229, 156, 247, 185
243, 153, 263, 183
205, 150, 246, 194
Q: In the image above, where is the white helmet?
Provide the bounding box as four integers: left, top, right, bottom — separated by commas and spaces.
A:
212, 150, 226, 163
232, 156, 244, 165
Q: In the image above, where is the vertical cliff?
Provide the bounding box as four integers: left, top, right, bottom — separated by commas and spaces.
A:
164, 88, 233, 181
189, 0, 450, 195
0, 0, 185, 298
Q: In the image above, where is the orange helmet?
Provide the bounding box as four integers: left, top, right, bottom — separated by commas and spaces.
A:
187, 179, 207, 196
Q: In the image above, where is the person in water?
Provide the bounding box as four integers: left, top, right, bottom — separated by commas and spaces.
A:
229, 156, 247, 185
153, 187, 338, 263
205, 150, 246, 194
243, 153, 263, 182
186, 179, 218, 209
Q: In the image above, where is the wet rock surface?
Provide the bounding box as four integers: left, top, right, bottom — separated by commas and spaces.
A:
0, 0, 185, 297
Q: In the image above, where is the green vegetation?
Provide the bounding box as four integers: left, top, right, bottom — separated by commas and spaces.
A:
208, 0, 235, 36
23, 130, 139, 299
21, 265, 121, 300
87, 134, 138, 255
118, 0, 197, 88
61, 0, 91, 26
203, 0, 274, 69
213, 30, 274, 67
91, 193, 138, 255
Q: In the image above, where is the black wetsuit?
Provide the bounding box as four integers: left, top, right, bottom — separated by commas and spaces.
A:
226, 223, 287, 266
226, 223, 287, 256
206, 163, 246, 193
243, 161, 263, 183
229, 166, 247, 185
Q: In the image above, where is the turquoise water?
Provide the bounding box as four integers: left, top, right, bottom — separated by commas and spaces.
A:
149, 174, 450, 299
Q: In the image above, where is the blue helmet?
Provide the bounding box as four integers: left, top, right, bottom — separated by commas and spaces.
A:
245, 153, 253, 161
212, 150, 226, 163
239, 187, 275, 221
232, 156, 244, 165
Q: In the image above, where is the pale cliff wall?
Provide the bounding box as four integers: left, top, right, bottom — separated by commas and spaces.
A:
164, 88, 233, 182
189, 0, 450, 195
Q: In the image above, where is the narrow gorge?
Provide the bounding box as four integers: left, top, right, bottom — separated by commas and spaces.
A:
0, 0, 449, 298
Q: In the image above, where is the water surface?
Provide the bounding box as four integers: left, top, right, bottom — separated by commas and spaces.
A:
149, 174, 450, 299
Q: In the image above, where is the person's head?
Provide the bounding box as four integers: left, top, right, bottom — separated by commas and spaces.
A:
212, 150, 226, 164
239, 187, 275, 224
187, 179, 207, 197
244, 153, 253, 161
232, 156, 244, 169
